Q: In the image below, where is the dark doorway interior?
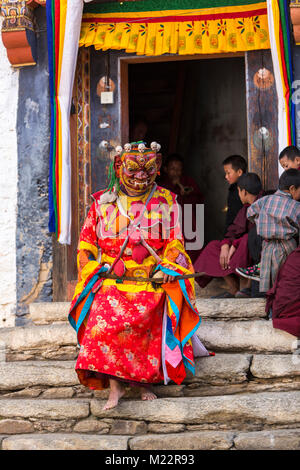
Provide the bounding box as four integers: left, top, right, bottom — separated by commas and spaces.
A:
128, 57, 248, 243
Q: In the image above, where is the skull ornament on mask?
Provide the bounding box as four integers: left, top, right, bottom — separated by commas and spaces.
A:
114, 143, 162, 196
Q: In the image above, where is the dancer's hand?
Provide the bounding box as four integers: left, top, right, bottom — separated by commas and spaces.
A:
220, 244, 230, 270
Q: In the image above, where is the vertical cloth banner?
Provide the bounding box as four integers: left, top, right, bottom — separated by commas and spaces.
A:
267, 0, 296, 176
46, 0, 84, 244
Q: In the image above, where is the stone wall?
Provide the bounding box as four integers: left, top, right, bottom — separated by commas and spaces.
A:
15, 8, 53, 324
0, 18, 19, 328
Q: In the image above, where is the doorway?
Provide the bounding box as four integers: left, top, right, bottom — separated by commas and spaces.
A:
126, 56, 248, 243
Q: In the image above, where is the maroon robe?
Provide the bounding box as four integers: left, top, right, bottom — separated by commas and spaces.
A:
193, 193, 264, 287
266, 247, 300, 337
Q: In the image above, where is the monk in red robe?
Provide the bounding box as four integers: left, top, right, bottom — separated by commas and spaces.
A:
68, 142, 209, 411
193, 173, 263, 297
266, 247, 300, 338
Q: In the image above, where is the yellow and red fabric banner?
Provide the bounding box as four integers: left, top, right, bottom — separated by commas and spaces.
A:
80, 0, 270, 55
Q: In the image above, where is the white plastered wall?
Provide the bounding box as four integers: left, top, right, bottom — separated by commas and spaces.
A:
0, 18, 18, 328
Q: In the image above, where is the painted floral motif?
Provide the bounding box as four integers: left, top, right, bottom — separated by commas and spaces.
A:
201, 20, 210, 36
178, 36, 186, 50
210, 34, 219, 49
217, 19, 227, 36
149, 36, 156, 52
252, 16, 260, 33
186, 23, 194, 37
129, 34, 138, 46
237, 19, 245, 34
158, 24, 164, 37
114, 32, 122, 44
228, 33, 237, 48
259, 29, 268, 43
107, 23, 115, 34
194, 34, 202, 49
246, 31, 255, 46
139, 25, 146, 36
124, 23, 131, 34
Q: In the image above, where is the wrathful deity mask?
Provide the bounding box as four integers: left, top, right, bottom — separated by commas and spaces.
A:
114, 142, 162, 196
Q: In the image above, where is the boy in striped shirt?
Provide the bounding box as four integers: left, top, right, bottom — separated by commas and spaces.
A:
236, 169, 300, 293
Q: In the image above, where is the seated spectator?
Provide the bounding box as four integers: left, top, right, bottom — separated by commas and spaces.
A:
279, 145, 300, 171
266, 246, 300, 338
236, 169, 300, 293
193, 173, 263, 298
222, 155, 248, 235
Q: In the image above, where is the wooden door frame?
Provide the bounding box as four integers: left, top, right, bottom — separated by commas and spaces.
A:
119, 52, 245, 144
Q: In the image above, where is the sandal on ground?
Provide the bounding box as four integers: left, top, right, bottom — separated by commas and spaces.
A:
211, 291, 236, 299
235, 288, 251, 298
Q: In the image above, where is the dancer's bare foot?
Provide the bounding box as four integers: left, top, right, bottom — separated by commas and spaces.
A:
140, 387, 157, 401
102, 379, 125, 411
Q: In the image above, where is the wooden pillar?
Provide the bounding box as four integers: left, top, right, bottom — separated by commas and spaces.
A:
245, 50, 279, 191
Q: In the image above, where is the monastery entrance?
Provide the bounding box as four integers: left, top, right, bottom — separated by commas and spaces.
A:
53, 48, 279, 301
126, 55, 247, 242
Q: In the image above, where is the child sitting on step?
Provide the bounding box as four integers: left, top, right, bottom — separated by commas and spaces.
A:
236, 169, 300, 293
194, 172, 263, 298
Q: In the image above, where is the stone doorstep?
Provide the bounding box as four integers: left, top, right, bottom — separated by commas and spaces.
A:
0, 354, 299, 393
2, 429, 300, 450
28, 298, 267, 325
0, 320, 297, 356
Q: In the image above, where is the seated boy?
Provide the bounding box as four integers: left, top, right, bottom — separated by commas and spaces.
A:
222, 155, 248, 234
279, 145, 300, 171
237, 169, 300, 293
194, 173, 263, 298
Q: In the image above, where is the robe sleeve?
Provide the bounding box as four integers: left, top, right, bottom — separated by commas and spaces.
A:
221, 204, 249, 245
247, 199, 262, 223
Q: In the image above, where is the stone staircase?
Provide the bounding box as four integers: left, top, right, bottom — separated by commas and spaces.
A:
0, 297, 299, 450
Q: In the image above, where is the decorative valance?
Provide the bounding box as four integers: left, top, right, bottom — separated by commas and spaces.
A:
80, 0, 270, 55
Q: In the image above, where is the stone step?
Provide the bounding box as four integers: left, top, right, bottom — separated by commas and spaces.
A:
1, 355, 299, 398
0, 323, 78, 361
0, 391, 300, 435
90, 391, 300, 430
28, 298, 267, 325
1, 434, 129, 450
1, 354, 299, 400
0, 353, 300, 398
2, 428, 300, 450
0, 318, 297, 362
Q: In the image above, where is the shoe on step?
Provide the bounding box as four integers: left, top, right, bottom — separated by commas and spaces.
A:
235, 288, 251, 298
211, 291, 236, 299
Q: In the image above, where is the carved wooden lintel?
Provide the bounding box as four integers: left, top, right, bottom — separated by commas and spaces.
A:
0, 0, 45, 67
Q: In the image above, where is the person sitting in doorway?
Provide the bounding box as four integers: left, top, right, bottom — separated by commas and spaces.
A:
222, 154, 248, 235
279, 145, 300, 171
158, 153, 204, 263
236, 169, 300, 294
193, 172, 264, 298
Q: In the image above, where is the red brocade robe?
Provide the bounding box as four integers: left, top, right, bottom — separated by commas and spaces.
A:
68, 184, 209, 390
